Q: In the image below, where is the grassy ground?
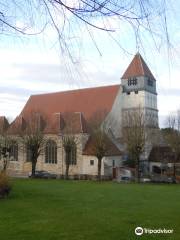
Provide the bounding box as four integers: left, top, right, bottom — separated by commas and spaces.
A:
0, 179, 180, 240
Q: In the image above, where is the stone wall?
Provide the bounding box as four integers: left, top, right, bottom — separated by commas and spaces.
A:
3, 133, 89, 177
82, 155, 122, 176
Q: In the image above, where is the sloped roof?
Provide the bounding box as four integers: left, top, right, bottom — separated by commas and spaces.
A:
7, 116, 26, 134
43, 113, 61, 134
0, 116, 9, 133
44, 112, 88, 134
21, 85, 120, 121
122, 53, 155, 80
8, 111, 88, 135
83, 136, 122, 156
148, 146, 180, 163
8, 85, 119, 135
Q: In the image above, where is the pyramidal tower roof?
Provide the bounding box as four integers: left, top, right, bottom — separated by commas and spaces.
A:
122, 53, 155, 80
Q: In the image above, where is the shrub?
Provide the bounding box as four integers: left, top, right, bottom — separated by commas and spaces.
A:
0, 172, 12, 199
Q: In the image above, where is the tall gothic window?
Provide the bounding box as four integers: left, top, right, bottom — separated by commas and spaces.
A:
65, 144, 77, 165
9, 141, 18, 161
45, 140, 57, 164
26, 144, 33, 162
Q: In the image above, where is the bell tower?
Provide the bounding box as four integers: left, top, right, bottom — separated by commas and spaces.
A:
104, 52, 158, 148
121, 53, 158, 127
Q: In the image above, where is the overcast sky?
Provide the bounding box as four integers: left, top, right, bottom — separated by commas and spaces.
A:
0, 1, 180, 127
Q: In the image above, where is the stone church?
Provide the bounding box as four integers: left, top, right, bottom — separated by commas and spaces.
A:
0, 53, 159, 178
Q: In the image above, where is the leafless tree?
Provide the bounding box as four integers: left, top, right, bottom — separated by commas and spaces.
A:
91, 129, 109, 181
88, 110, 109, 181
0, 136, 13, 172
61, 112, 78, 179
62, 135, 76, 179
122, 108, 147, 182
0, 117, 12, 172
0, 118, 12, 196
163, 110, 180, 180
0, 1, 171, 59
18, 112, 46, 177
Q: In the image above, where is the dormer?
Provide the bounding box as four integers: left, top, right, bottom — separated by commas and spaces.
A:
17, 115, 26, 131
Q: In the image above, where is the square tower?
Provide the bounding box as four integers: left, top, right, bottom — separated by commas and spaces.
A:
121, 53, 158, 127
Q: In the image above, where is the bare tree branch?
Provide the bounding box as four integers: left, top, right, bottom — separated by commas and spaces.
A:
0, 0, 172, 60
18, 111, 46, 177
122, 108, 148, 182
163, 110, 180, 180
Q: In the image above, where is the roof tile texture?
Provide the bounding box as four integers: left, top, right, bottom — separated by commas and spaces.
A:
83, 136, 122, 156
122, 53, 155, 80
21, 85, 120, 121
0, 116, 9, 133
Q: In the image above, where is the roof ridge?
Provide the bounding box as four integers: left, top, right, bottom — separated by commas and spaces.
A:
138, 54, 145, 76
30, 84, 120, 97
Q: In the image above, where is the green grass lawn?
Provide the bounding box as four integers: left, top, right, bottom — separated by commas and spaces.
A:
0, 179, 180, 240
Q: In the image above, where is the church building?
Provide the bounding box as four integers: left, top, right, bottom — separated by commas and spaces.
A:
0, 53, 159, 178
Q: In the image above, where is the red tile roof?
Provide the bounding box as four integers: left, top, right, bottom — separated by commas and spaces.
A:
0, 116, 9, 133
83, 136, 122, 156
44, 112, 88, 134
122, 53, 155, 80
43, 113, 61, 134
8, 111, 88, 135
21, 85, 120, 121
7, 85, 119, 134
148, 146, 179, 163
8, 115, 38, 134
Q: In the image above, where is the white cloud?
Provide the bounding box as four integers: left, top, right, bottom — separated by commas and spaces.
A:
158, 95, 180, 116
0, 93, 27, 119
0, 7, 180, 129
1, 45, 180, 127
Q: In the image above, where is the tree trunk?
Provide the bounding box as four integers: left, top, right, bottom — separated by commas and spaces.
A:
97, 158, 102, 181
65, 163, 70, 180
3, 157, 8, 172
136, 156, 140, 183
65, 151, 71, 180
173, 163, 176, 183
172, 153, 177, 183
173, 163, 176, 176
31, 160, 37, 178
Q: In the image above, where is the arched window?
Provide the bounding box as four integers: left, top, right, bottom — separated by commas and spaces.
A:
26, 144, 32, 162
65, 144, 77, 165
10, 141, 18, 161
45, 140, 57, 164
71, 144, 77, 165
